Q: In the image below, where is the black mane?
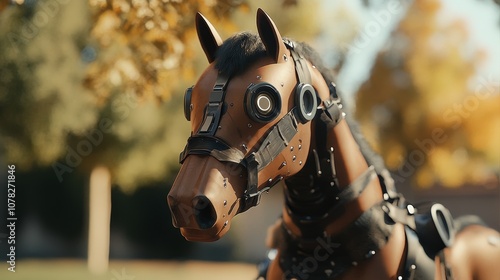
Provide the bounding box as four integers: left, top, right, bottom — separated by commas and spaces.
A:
214, 32, 336, 86
215, 32, 389, 178
215, 32, 267, 76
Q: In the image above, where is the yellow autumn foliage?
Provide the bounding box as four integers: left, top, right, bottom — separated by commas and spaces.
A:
356, 0, 499, 188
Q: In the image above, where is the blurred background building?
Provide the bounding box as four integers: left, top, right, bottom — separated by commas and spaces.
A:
0, 0, 499, 278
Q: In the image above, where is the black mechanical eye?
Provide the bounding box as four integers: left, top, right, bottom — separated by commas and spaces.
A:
245, 83, 282, 123
255, 91, 273, 115
184, 86, 194, 121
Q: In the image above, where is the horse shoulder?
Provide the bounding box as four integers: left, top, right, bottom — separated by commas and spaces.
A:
445, 224, 500, 280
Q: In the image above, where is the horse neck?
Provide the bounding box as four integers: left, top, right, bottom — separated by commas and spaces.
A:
283, 118, 384, 237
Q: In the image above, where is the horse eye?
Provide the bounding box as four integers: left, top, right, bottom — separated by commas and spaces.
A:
256, 92, 273, 115
244, 83, 281, 123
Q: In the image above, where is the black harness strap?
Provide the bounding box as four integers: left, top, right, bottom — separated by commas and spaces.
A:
198, 74, 230, 136
179, 136, 241, 163
279, 200, 395, 280
253, 110, 299, 172
240, 110, 299, 212
320, 96, 344, 129
289, 47, 311, 85
401, 226, 436, 280
286, 166, 378, 234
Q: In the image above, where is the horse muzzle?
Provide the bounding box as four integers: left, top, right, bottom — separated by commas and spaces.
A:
167, 155, 245, 242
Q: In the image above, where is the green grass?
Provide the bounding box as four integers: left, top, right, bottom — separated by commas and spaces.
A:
0, 259, 258, 280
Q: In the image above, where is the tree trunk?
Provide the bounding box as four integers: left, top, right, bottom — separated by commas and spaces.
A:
87, 166, 111, 274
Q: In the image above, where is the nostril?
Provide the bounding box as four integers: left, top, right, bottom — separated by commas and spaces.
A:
167, 195, 177, 208
193, 196, 217, 229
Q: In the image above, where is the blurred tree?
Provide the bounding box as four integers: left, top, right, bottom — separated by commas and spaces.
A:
85, 0, 249, 102
0, 0, 248, 271
230, 0, 321, 42
355, 0, 500, 188
0, 1, 97, 169
0, 0, 324, 265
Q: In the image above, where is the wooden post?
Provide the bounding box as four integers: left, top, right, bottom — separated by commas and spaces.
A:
87, 166, 111, 274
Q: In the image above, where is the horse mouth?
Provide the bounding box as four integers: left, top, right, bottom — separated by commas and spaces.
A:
180, 225, 230, 242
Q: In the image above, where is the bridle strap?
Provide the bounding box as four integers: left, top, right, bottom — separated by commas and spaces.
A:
240, 110, 299, 212
288, 43, 312, 85
179, 136, 244, 164
197, 74, 230, 136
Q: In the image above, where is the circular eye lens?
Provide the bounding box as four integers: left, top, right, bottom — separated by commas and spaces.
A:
256, 93, 273, 115
295, 83, 318, 123
302, 89, 315, 116
245, 83, 281, 123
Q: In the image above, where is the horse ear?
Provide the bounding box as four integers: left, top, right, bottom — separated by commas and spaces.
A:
196, 12, 223, 63
256, 8, 287, 63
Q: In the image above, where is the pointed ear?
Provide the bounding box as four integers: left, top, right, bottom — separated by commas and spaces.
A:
196, 12, 223, 63
256, 8, 287, 63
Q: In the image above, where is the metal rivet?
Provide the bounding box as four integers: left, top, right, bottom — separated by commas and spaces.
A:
292, 155, 296, 161
189, 104, 193, 110
218, 125, 222, 129
312, 65, 316, 69
352, 261, 358, 266
330, 182, 335, 186
290, 146, 294, 151
299, 161, 302, 165
283, 54, 288, 61
383, 193, 390, 201
298, 144, 302, 150
324, 269, 332, 276
230, 103, 234, 107
247, 123, 252, 128
407, 204, 415, 215
330, 261, 335, 267
280, 82, 284, 87
223, 200, 227, 206
280, 161, 287, 168
365, 250, 376, 258
256, 75, 261, 80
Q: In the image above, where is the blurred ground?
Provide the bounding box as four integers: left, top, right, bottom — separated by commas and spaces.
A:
0, 259, 258, 280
